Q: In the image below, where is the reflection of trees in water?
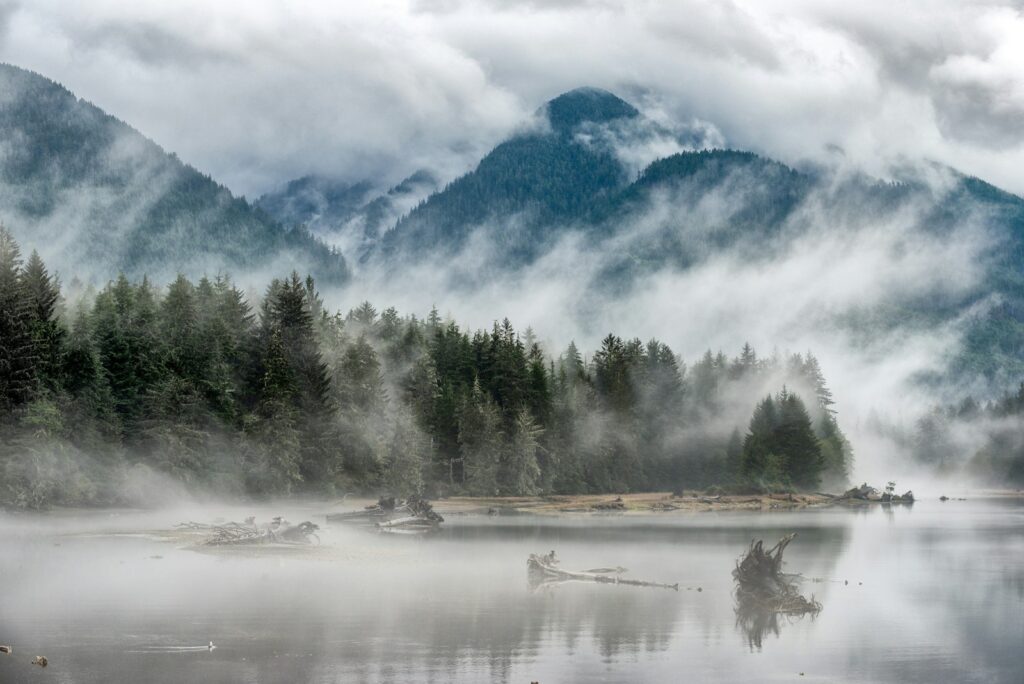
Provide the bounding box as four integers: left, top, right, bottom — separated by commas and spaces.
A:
11, 518, 863, 683
277, 575, 682, 682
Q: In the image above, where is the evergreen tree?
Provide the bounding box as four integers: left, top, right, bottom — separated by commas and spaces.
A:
0, 227, 35, 411
742, 389, 823, 489
776, 389, 824, 489
503, 409, 543, 495
0, 234, 868, 506
382, 411, 427, 497
458, 378, 503, 495
22, 250, 65, 391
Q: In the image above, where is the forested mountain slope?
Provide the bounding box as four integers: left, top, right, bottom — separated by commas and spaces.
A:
0, 64, 348, 284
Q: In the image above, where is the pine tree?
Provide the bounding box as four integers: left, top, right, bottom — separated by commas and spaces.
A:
526, 343, 552, 426
22, 250, 65, 391
381, 411, 427, 497
503, 409, 543, 495
161, 274, 201, 380
593, 333, 633, 414
691, 350, 718, 411
731, 342, 757, 379
262, 273, 332, 415
726, 427, 743, 480
0, 227, 35, 410
458, 377, 503, 495
776, 390, 824, 489
742, 389, 823, 489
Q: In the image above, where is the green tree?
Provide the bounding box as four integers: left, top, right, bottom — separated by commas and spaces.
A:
22, 250, 65, 391
0, 226, 35, 411
503, 409, 543, 495
458, 378, 503, 495
742, 389, 823, 489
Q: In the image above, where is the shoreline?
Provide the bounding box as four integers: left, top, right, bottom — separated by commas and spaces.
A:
2, 489, 1020, 520
336, 489, 1024, 517
433, 492, 830, 515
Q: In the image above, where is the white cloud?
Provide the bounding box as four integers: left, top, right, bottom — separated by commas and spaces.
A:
0, 1, 1020, 196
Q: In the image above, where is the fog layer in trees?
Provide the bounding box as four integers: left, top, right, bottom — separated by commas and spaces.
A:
0, 228, 855, 508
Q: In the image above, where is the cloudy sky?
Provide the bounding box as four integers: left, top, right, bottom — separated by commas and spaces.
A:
2, 0, 1022, 197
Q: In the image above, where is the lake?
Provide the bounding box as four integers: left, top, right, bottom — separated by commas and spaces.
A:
1, 498, 1021, 683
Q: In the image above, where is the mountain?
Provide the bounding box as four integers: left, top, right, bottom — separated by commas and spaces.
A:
256, 169, 437, 261
359, 87, 1024, 385
377, 88, 640, 263
0, 64, 348, 284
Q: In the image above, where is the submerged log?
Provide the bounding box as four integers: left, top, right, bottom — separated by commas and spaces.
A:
528, 551, 678, 590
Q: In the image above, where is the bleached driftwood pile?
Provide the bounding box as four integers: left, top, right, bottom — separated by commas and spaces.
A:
327, 496, 444, 535
176, 516, 320, 546
836, 482, 914, 504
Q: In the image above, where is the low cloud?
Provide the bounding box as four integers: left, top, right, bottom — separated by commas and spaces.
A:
325, 163, 1001, 480
0, 1, 1021, 197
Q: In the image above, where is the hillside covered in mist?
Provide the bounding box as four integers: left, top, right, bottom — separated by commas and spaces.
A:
0, 228, 860, 508
0, 64, 348, 285
262, 87, 1024, 388
2, 65, 1024, 502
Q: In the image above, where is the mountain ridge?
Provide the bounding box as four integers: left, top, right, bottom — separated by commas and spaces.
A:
0, 63, 349, 284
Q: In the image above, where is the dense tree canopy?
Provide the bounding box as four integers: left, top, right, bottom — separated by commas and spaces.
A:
0, 230, 860, 508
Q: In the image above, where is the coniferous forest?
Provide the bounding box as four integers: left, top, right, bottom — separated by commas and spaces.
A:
0, 226, 854, 508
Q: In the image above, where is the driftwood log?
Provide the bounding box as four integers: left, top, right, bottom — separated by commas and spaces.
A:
732, 533, 820, 648
528, 551, 678, 590
733, 534, 820, 614
177, 518, 320, 546
328, 496, 444, 534
837, 483, 914, 504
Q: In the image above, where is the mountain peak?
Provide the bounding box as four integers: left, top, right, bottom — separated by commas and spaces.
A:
543, 87, 639, 134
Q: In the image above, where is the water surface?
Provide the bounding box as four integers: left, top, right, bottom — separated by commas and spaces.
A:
1, 498, 1021, 682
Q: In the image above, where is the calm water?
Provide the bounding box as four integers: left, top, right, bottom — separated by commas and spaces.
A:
0, 498, 1022, 683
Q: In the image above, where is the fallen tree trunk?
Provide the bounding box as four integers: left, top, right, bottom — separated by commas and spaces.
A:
528, 552, 678, 590
377, 516, 426, 529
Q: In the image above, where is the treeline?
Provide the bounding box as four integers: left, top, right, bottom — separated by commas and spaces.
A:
904, 385, 1024, 484
0, 228, 851, 508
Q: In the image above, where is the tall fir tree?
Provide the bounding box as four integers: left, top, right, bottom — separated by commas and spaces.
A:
0, 227, 36, 411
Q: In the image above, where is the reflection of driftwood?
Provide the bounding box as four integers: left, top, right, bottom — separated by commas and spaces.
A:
328, 496, 444, 535
733, 534, 820, 648
528, 551, 678, 590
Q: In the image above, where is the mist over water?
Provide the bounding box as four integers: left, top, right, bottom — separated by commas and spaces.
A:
1, 499, 1021, 683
